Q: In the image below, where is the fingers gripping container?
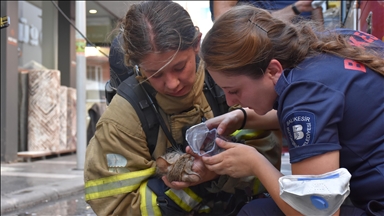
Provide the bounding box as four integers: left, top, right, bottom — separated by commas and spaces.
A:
279, 168, 351, 216
185, 122, 227, 156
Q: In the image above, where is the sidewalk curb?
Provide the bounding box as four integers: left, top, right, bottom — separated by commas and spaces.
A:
1, 177, 84, 214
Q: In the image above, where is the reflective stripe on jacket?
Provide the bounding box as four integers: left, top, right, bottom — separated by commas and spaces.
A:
140, 180, 162, 216
85, 167, 156, 201
165, 187, 203, 212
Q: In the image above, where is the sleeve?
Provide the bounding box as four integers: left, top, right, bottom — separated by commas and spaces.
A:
278, 81, 344, 163
84, 95, 160, 216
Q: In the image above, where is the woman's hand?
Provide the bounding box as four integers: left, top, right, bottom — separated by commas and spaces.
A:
295, 1, 320, 13
161, 176, 191, 190
201, 138, 260, 178
205, 109, 244, 136
205, 109, 280, 136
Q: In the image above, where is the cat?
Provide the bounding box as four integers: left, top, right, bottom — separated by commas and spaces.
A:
155, 150, 201, 183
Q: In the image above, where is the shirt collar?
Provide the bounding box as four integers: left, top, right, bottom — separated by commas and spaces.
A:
273, 68, 292, 110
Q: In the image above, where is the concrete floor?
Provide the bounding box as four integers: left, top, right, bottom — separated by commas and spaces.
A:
1, 152, 292, 215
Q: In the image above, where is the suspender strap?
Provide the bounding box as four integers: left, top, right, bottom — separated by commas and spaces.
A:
117, 75, 178, 154
117, 76, 159, 154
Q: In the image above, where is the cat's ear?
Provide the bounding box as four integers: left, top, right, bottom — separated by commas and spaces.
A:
156, 157, 170, 173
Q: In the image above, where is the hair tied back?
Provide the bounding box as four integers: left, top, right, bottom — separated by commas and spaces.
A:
248, 19, 268, 34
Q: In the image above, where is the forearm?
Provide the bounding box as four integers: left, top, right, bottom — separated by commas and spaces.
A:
85, 140, 153, 215
84, 115, 157, 215
272, 1, 321, 22
251, 153, 304, 216
243, 109, 280, 130
254, 151, 341, 216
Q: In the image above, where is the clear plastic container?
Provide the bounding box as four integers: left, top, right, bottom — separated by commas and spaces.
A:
185, 122, 227, 156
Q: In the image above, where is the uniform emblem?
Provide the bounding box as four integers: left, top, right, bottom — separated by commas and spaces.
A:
284, 111, 315, 148
106, 153, 130, 173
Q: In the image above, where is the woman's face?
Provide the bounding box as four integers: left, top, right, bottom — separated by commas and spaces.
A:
208, 60, 282, 115
139, 46, 199, 97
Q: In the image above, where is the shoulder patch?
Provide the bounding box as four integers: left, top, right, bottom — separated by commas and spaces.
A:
107, 153, 130, 173
107, 153, 128, 167
283, 111, 316, 148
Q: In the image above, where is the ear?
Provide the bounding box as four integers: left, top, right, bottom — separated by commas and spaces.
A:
193, 32, 202, 54
265, 59, 283, 84
156, 157, 170, 174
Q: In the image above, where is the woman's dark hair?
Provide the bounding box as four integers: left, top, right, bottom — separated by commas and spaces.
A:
200, 5, 384, 78
117, 1, 200, 67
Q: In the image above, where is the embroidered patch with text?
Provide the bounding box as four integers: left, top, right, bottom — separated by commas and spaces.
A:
284, 111, 316, 148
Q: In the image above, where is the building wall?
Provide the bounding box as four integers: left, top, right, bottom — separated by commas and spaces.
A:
0, 1, 102, 162
1, 1, 19, 162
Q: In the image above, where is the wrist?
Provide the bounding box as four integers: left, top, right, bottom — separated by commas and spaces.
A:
235, 107, 247, 130
291, 3, 301, 15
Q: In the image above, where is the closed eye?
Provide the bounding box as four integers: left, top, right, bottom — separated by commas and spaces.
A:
228, 90, 238, 95
174, 65, 186, 72
151, 72, 163, 79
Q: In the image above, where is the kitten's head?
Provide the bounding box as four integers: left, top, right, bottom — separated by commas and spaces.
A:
155, 151, 183, 177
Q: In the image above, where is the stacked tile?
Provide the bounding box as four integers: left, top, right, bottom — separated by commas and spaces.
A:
67, 87, 77, 151
59, 86, 68, 151
28, 70, 60, 151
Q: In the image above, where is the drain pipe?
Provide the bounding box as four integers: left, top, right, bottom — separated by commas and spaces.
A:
75, 1, 86, 170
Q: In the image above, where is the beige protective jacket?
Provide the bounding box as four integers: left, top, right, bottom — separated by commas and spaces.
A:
84, 64, 282, 216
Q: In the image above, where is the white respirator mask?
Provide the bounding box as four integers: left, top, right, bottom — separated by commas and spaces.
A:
279, 168, 351, 216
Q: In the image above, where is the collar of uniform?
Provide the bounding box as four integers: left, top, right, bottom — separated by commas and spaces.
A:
273, 68, 292, 110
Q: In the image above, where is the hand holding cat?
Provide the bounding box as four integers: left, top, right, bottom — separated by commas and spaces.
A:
185, 146, 220, 181
161, 147, 219, 190
161, 175, 191, 190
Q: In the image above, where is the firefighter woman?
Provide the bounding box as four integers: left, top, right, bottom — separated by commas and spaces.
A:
84, 1, 282, 215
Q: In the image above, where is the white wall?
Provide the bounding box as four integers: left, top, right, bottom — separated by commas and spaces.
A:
174, 1, 213, 40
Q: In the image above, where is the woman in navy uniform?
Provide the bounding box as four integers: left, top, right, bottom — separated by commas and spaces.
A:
197, 4, 384, 216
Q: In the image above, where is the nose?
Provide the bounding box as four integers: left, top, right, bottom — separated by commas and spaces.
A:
224, 93, 239, 107
165, 73, 180, 90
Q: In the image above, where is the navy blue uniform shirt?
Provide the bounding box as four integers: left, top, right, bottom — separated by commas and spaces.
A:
274, 29, 384, 209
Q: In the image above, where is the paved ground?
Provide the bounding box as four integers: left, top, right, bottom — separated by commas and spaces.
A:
1, 153, 84, 214
1, 152, 291, 215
